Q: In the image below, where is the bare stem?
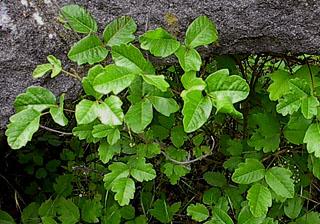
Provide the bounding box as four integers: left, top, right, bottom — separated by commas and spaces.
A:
161, 136, 215, 165
62, 69, 82, 81
40, 125, 73, 136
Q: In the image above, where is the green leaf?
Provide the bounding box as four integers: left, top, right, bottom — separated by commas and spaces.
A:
265, 167, 294, 198
247, 113, 280, 153
49, 94, 68, 126
21, 202, 40, 224
181, 71, 206, 91
267, 70, 291, 101
112, 44, 155, 74
148, 96, 179, 116
93, 64, 135, 95
185, 15, 218, 48
97, 96, 124, 126
38, 199, 56, 217
276, 92, 302, 116
205, 69, 249, 117
231, 158, 265, 184
80, 198, 102, 223
41, 217, 57, 224
238, 206, 265, 224
301, 96, 319, 119
0, 210, 15, 224
276, 78, 316, 118
112, 177, 135, 206
187, 203, 209, 222
47, 55, 62, 78
98, 142, 121, 163
56, 197, 80, 224
32, 63, 52, 78
182, 90, 212, 133
296, 212, 320, 224
247, 183, 272, 217
102, 204, 121, 224
75, 99, 98, 124
203, 187, 221, 205
68, 35, 108, 65
82, 65, 104, 99
14, 86, 56, 112
163, 163, 190, 185
120, 205, 135, 220
53, 174, 73, 197
103, 16, 137, 47
284, 113, 312, 145
125, 99, 153, 133
125, 216, 147, 224
104, 162, 130, 190
6, 108, 41, 149
175, 45, 201, 72
303, 122, 320, 157
72, 123, 98, 143
60, 4, 97, 33
129, 157, 156, 182
203, 172, 227, 187
309, 154, 320, 180
140, 28, 180, 57
284, 197, 303, 219
107, 128, 121, 145
141, 74, 169, 92
150, 199, 181, 224
170, 126, 187, 148
162, 147, 190, 184
136, 143, 161, 158
210, 207, 234, 224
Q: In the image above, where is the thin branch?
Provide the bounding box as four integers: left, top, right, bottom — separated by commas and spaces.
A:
39, 125, 73, 136
63, 108, 75, 113
62, 69, 82, 81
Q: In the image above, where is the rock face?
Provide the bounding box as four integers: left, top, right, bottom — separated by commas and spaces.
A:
1, 0, 320, 128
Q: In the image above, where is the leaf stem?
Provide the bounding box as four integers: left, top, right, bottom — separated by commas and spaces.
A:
39, 125, 73, 136
62, 69, 82, 81
304, 55, 315, 95
161, 136, 215, 165
63, 108, 75, 113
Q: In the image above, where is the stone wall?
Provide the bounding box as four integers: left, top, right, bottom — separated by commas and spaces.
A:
1, 0, 320, 128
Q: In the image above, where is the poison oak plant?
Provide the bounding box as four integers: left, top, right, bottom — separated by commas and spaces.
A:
1, 4, 320, 224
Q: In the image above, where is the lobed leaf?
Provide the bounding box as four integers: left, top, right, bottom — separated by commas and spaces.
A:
187, 203, 209, 222
231, 158, 265, 184
185, 15, 218, 48
6, 108, 41, 149
265, 167, 294, 198
124, 99, 153, 133
14, 86, 56, 112
247, 183, 272, 217
103, 16, 137, 47
112, 44, 155, 74
112, 178, 135, 206
68, 35, 108, 65
140, 28, 180, 57
303, 123, 320, 157
93, 64, 135, 95
60, 4, 97, 33
148, 96, 179, 117
182, 90, 212, 133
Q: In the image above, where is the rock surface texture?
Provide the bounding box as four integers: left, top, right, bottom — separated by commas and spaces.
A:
1, 0, 320, 128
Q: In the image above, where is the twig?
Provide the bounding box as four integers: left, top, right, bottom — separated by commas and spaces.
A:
62, 69, 82, 81
40, 125, 73, 136
63, 108, 75, 113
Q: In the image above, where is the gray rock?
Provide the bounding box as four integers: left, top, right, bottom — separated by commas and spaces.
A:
1, 0, 320, 128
